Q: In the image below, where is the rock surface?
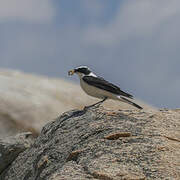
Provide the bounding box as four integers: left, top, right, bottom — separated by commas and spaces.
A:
1, 107, 179, 179
0, 70, 150, 138
0, 132, 34, 174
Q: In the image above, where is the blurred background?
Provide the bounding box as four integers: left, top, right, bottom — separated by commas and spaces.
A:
0, 0, 180, 138
0, 0, 180, 108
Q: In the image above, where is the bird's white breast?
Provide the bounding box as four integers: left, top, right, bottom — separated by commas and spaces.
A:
80, 78, 118, 100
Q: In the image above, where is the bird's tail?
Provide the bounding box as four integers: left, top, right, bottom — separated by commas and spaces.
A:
118, 96, 143, 110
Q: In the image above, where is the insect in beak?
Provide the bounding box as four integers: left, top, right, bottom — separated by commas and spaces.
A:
68, 69, 75, 76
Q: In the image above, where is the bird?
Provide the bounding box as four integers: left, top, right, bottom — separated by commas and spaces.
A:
68, 66, 143, 109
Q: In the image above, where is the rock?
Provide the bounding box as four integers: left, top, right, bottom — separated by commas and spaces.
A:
0, 70, 151, 138
0, 132, 34, 174
1, 107, 179, 179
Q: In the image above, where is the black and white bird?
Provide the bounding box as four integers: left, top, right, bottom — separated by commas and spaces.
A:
68, 66, 142, 109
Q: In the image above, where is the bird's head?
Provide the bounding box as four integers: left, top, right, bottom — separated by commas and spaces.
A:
68, 66, 91, 77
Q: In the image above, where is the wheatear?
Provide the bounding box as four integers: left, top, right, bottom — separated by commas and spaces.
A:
68, 66, 142, 109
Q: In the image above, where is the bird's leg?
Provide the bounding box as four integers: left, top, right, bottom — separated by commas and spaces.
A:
91, 97, 107, 107
84, 97, 107, 110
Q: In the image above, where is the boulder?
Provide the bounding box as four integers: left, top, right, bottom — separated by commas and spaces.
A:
0, 132, 34, 174
1, 107, 179, 179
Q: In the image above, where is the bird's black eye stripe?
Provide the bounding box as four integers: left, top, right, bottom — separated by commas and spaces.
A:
75, 68, 91, 75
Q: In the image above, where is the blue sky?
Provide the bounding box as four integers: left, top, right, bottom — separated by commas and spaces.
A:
0, 0, 180, 108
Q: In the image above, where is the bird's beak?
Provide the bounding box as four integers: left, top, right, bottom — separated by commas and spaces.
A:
68, 69, 75, 76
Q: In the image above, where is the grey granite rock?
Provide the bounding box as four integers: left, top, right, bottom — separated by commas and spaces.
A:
0, 132, 34, 174
1, 107, 179, 179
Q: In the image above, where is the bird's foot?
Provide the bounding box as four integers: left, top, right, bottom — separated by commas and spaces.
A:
83, 97, 107, 111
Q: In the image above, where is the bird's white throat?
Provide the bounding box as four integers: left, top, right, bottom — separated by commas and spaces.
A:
77, 72, 97, 78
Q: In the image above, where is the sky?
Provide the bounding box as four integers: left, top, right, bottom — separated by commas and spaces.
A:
0, 0, 180, 108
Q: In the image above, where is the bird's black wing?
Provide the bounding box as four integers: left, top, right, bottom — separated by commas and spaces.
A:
83, 76, 133, 99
